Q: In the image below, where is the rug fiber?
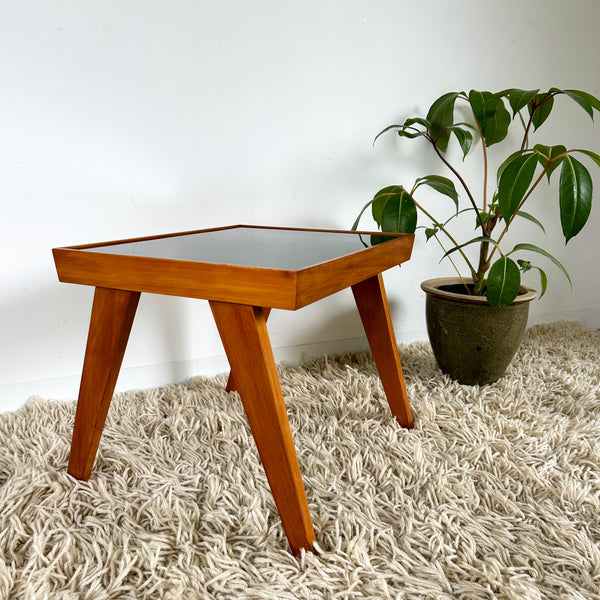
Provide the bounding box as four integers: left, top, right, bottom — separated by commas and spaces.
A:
1, 321, 599, 599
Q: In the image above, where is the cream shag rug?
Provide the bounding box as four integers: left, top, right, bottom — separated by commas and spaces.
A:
1, 321, 600, 599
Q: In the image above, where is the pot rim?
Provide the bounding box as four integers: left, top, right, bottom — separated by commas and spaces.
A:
421, 277, 537, 305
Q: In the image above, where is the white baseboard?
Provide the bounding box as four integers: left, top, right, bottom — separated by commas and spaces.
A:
3, 309, 596, 415
0, 335, 374, 414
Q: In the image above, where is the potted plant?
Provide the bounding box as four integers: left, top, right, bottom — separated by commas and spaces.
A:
353, 88, 600, 384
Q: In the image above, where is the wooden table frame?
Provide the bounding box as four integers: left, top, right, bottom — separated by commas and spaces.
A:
53, 225, 414, 555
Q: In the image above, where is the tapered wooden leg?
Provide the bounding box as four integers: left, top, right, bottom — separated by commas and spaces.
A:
352, 273, 413, 428
68, 287, 141, 480
225, 307, 271, 392
210, 301, 315, 555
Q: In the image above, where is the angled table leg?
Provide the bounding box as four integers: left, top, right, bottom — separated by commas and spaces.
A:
209, 301, 315, 555
68, 287, 140, 480
352, 273, 413, 428
226, 307, 272, 392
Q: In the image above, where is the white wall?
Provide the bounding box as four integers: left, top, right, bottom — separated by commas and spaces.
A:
2, 0, 599, 412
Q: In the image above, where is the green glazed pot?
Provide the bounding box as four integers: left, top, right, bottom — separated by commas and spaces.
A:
421, 278, 537, 385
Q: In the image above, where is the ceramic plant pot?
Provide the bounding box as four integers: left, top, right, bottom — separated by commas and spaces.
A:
421, 277, 537, 385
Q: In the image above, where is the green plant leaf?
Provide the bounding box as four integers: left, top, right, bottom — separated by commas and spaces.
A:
445, 125, 473, 159
414, 175, 459, 209
517, 259, 532, 272
529, 93, 554, 130
468, 90, 511, 146
511, 242, 572, 288
518, 260, 547, 297
497, 152, 539, 223
497, 150, 526, 182
560, 88, 600, 119
476, 211, 495, 229
426, 92, 460, 152
381, 194, 418, 234
442, 235, 499, 260
559, 156, 593, 243
486, 257, 521, 307
425, 227, 438, 240
532, 266, 548, 297
352, 198, 375, 230
396, 129, 430, 140
373, 124, 402, 145
502, 88, 540, 116
403, 117, 431, 129
396, 118, 431, 140
372, 186, 395, 223
370, 234, 392, 246
572, 148, 600, 169
373, 120, 430, 145
370, 185, 418, 233
515, 210, 546, 234
533, 144, 567, 181
440, 207, 475, 229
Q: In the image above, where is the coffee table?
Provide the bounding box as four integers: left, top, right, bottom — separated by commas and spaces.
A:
53, 225, 414, 554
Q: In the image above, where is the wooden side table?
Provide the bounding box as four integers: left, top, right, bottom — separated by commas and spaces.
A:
53, 225, 414, 554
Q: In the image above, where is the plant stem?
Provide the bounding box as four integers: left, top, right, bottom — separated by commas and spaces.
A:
487, 165, 551, 265
432, 234, 472, 294
472, 116, 489, 215
473, 240, 490, 295
434, 111, 490, 292
432, 144, 487, 235
410, 196, 478, 278
520, 111, 535, 151
520, 91, 554, 150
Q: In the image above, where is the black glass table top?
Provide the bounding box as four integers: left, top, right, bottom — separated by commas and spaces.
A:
85, 226, 399, 271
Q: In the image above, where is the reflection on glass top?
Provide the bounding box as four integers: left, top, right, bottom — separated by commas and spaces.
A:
85, 226, 399, 270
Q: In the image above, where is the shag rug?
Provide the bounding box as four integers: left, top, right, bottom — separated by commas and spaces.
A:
1, 321, 600, 599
